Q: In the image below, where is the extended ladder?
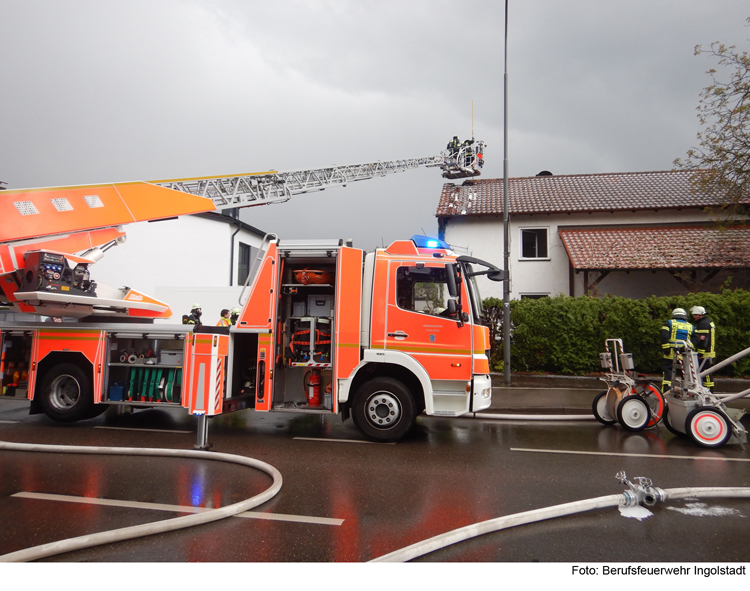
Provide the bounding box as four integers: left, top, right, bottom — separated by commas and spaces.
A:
151, 155, 445, 211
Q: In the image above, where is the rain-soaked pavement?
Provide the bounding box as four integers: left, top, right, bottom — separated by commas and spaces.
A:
1, 391, 749, 563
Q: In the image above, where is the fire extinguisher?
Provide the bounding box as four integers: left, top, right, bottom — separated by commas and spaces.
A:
305, 369, 321, 406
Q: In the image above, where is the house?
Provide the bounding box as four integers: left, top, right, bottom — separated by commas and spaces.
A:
77, 211, 268, 323
436, 170, 750, 300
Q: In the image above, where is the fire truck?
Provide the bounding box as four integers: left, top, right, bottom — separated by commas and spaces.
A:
0, 144, 500, 444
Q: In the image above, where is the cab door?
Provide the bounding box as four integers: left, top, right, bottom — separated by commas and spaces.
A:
383, 261, 472, 383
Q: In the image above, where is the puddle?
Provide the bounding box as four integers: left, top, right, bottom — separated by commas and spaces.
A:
618, 505, 653, 520
666, 501, 744, 518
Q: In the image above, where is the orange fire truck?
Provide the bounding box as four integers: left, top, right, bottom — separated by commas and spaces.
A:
0, 146, 500, 444
1, 233, 502, 444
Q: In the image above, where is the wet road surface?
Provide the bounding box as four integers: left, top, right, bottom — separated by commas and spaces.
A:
1, 396, 749, 562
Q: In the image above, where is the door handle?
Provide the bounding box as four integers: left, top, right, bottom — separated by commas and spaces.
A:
387, 331, 409, 340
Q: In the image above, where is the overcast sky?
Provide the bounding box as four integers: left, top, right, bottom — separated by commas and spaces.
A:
1, 0, 749, 250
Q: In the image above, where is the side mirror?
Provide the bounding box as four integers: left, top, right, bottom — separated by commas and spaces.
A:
446, 264, 459, 297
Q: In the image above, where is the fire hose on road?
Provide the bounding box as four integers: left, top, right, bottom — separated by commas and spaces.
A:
0, 439, 283, 563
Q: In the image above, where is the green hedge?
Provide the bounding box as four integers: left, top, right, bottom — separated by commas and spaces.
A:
484, 290, 750, 376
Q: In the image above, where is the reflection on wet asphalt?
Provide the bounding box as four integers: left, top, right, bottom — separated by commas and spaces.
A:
0, 398, 749, 562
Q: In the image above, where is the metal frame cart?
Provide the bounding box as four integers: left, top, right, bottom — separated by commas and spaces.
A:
592, 339, 665, 431
662, 341, 748, 448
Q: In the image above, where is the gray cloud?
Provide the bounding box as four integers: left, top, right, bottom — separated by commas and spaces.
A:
1, 0, 748, 250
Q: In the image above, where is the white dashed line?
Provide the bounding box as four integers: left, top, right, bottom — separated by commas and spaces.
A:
511, 447, 750, 462
293, 437, 395, 444
94, 426, 192, 434
12, 492, 343, 526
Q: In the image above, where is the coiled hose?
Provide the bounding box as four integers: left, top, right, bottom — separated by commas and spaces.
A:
0, 439, 282, 562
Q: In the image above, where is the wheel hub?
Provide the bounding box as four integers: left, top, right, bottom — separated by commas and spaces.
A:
49, 375, 81, 410
366, 391, 401, 429
693, 413, 724, 440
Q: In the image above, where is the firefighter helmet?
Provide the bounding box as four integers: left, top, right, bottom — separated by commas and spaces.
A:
192, 303, 201, 310
690, 305, 706, 316
232, 307, 240, 315
672, 308, 687, 319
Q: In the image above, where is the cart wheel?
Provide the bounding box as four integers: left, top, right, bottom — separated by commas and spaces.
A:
592, 391, 616, 425
685, 407, 732, 448
662, 404, 683, 436
640, 384, 665, 427
617, 396, 651, 432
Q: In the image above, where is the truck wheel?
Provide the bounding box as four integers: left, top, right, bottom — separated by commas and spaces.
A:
686, 407, 731, 448
592, 391, 616, 425
352, 377, 415, 442
39, 363, 94, 423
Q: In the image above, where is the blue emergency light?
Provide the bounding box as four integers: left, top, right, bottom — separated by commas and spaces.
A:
411, 235, 449, 249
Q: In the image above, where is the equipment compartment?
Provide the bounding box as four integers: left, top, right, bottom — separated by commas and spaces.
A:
274, 254, 337, 412
104, 331, 187, 405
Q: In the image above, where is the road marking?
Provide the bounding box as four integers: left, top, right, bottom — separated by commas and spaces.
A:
0, 420, 19, 424
511, 447, 750, 463
94, 426, 192, 434
293, 436, 395, 445
12, 492, 343, 526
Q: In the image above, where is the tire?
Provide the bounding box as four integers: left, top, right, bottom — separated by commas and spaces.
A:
662, 404, 683, 436
38, 363, 94, 423
686, 406, 732, 448
592, 391, 616, 425
351, 377, 415, 442
616, 396, 650, 432
641, 384, 665, 428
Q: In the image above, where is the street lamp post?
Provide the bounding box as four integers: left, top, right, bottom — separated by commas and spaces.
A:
502, 0, 511, 385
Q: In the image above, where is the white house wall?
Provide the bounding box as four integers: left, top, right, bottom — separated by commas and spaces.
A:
88, 215, 264, 322
443, 209, 712, 300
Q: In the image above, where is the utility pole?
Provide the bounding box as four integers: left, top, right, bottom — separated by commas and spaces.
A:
502, 0, 511, 385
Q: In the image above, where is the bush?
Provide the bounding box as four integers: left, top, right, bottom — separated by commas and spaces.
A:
484, 289, 750, 376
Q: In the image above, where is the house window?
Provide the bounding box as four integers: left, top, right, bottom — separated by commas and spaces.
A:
520, 228, 549, 259
520, 293, 549, 300
238, 243, 251, 285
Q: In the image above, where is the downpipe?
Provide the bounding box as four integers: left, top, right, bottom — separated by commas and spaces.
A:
370, 472, 750, 563
0, 440, 283, 562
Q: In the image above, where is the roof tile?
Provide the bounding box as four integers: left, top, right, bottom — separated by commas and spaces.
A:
436, 170, 746, 217
559, 225, 750, 270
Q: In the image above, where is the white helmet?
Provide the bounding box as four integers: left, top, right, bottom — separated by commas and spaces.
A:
690, 306, 706, 316
191, 303, 201, 310
672, 308, 687, 319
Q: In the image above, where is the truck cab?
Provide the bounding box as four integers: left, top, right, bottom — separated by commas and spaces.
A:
230, 234, 501, 441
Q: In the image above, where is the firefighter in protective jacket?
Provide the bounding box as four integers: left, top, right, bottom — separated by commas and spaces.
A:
183, 303, 203, 325
660, 307, 693, 392
690, 305, 716, 391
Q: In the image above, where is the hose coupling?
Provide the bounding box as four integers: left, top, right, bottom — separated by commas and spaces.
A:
616, 472, 664, 507
643, 487, 667, 506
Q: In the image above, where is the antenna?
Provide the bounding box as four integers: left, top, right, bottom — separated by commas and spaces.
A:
472, 101, 475, 139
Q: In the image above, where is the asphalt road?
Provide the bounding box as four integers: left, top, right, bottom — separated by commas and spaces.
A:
0, 395, 749, 564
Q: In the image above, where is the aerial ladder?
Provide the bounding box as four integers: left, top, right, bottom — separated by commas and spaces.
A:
0, 141, 486, 319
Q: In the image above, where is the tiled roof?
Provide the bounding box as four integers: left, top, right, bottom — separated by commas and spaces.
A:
559, 225, 750, 270
436, 170, 744, 217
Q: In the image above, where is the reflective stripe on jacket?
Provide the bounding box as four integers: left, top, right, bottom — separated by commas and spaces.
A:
692, 316, 716, 358
660, 319, 693, 359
